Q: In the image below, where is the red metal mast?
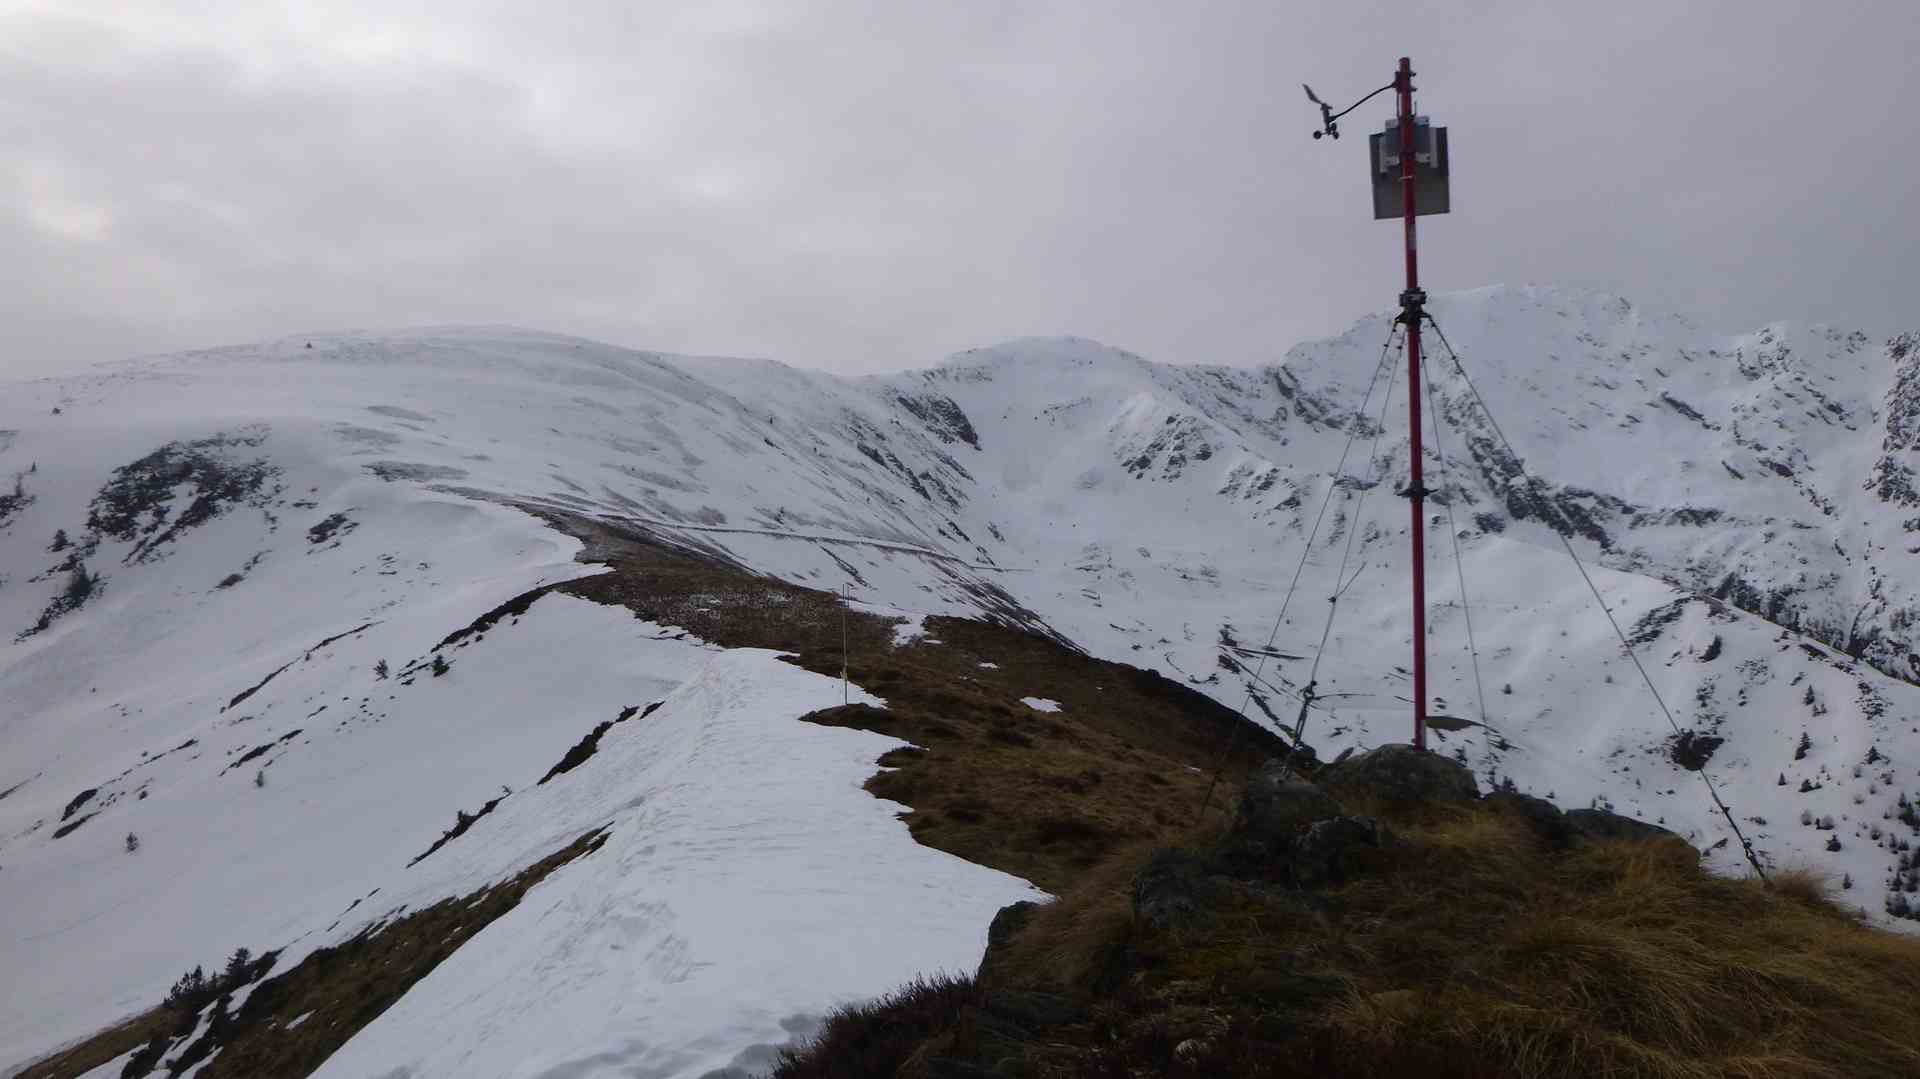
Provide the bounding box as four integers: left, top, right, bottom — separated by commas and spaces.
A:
1396, 57, 1430, 752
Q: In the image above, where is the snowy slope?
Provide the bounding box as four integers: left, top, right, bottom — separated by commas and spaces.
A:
0, 351, 1041, 1075
4, 288, 1920, 1074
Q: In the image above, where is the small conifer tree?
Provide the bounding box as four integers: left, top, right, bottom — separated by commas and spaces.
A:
224, 947, 253, 985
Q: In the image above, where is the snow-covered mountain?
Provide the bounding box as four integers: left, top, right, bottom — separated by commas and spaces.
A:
5, 284, 1920, 1076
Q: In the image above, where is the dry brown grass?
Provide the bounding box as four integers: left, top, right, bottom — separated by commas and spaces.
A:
13, 1006, 183, 1079
990, 836, 1172, 994
19, 828, 608, 1079
784, 796, 1920, 1079
549, 513, 1284, 892
24, 510, 1285, 1077
1071, 807, 1920, 1078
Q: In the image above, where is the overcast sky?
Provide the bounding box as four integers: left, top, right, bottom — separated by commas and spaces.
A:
2, 1, 1913, 379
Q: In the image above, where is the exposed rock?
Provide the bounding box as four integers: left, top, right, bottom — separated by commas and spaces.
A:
1290, 815, 1394, 887
1132, 848, 1223, 931
1667, 730, 1725, 772
976, 900, 1038, 982
1565, 808, 1682, 846
1483, 791, 1574, 848
1314, 744, 1480, 806
1236, 762, 1343, 843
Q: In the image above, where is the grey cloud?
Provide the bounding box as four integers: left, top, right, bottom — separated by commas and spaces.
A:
1, 1, 1913, 380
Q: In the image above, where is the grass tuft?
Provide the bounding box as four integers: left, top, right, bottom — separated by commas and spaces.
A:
782, 793, 1920, 1079
769, 973, 979, 1079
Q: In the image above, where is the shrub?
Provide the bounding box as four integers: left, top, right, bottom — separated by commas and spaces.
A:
65, 564, 97, 605
223, 947, 253, 985
771, 974, 978, 1079
125, 832, 139, 853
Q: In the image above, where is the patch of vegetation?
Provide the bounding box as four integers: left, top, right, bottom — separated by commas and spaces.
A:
219, 729, 301, 775
771, 973, 979, 1079
61, 787, 99, 821
407, 790, 509, 867
18, 563, 103, 640
17, 830, 607, 1079
781, 770, 1920, 1079
305, 512, 358, 547
50, 812, 97, 839
538, 703, 654, 784
1668, 729, 1725, 771
21, 508, 1314, 1075
221, 622, 378, 712
86, 429, 281, 563
364, 461, 468, 483
214, 551, 267, 590
223, 658, 298, 712
0, 469, 36, 530
432, 582, 561, 650
545, 512, 1287, 893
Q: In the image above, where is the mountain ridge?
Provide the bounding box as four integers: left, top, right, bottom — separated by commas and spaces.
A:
5, 283, 1920, 1076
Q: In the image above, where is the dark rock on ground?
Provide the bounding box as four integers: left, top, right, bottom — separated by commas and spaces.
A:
1290, 815, 1395, 887
1236, 762, 1343, 843
1565, 807, 1683, 846
1132, 848, 1225, 931
1668, 729, 1725, 771
1315, 744, 1480, 806
1484, 791, 1575, 848
976, 900, 1037, 981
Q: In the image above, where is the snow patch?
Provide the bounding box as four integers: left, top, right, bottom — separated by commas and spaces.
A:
311, 650, 1042, 1079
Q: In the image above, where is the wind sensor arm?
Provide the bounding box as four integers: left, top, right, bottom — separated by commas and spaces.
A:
1303, 80, 1396, 140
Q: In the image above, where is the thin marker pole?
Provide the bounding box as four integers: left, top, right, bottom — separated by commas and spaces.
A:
1397, 56, 1430, 752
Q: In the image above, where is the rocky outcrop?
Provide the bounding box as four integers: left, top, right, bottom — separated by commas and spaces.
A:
1565, 807, 1684, 846
1315, 744, 1481, 806
1290, 815, 1395, 887
1483, 791, 1575, 848
1131, 849, 1226, 931
1235, 763, 1343, 845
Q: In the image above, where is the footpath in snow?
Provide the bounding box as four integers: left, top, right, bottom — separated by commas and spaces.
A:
311, 649, 1043, 1079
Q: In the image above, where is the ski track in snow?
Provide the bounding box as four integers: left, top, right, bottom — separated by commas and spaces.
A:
4, 294, 1920, 1074
311, 651, 1040, 1079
